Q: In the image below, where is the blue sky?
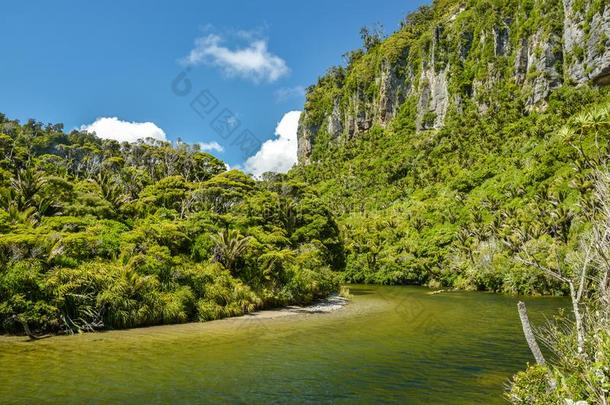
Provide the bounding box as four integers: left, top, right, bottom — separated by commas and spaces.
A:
0, 0, 425, 173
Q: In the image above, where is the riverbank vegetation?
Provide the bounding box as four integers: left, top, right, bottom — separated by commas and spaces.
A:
0, 116, 343, 335
508, 168, 610, 403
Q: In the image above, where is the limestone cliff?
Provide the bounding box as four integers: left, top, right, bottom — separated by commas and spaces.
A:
297, 0, 610, 165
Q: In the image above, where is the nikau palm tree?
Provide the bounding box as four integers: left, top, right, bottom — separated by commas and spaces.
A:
211, 229, 251, 273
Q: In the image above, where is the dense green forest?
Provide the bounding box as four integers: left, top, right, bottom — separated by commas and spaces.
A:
0, 115, 343, 334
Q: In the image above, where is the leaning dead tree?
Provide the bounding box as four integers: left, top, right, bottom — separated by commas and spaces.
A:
517, 301, 546, 365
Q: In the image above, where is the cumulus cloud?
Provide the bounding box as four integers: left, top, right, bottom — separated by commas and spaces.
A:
274, 86, 306, 102
81, 117, 166, 143
183, 33, 289, 83
244, 111, 301, 177
199, 141, 224, 153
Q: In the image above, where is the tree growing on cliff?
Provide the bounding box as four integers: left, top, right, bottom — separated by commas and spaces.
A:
359, 23, 384, 51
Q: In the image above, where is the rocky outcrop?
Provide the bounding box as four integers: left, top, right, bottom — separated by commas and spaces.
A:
345, 88, 375, 139
297, 0, 610, 165
494, 23, 510, 56
327, 99, 343, 139
296, 112, 317, 165
377, 55, 412, 127
525, 31, 564, 107
416, 65, 449, 130
563, 0, 610, 85
512, 29, 564, 108
416, 24, 450, 130
514, 37, 529, 84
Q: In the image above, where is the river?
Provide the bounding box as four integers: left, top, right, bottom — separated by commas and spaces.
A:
0, 285, 565, 404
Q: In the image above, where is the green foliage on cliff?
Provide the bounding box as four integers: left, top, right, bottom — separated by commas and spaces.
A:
0, 116, 343, 334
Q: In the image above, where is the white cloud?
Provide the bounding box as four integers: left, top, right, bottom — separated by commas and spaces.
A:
199, 141, 224, 153
81, 117, 166, 143
274, 86, 306, 102
183, 33, 289, 83
244, 111, 301, 177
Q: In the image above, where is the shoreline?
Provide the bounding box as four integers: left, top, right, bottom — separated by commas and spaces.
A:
0, 294, 350, 342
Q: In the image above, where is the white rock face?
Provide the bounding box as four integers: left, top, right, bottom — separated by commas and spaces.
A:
563, 0, 610, 84
296, 111, 315, 165
525, 31, 563, 108
327, 99, 343, 139
417, 66, 449, 130
345, 88, 374, 139
377, 54, 412, 127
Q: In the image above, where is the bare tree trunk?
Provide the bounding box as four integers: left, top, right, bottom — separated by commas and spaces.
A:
516, 255, 587, 356
569, 283, 586, 356
517, 302, 546, 365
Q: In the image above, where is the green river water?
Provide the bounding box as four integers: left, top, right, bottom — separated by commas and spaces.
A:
0, 285, 565, 404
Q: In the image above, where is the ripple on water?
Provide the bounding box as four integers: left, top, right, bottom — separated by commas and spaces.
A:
0, 285, 566, 404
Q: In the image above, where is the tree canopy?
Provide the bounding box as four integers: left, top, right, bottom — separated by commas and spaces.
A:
0, 117, 343, 334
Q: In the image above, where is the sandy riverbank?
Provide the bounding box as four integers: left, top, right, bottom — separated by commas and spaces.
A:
239, 294, 349, 320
